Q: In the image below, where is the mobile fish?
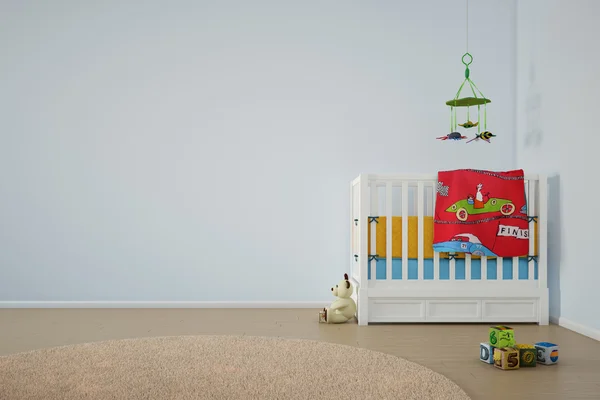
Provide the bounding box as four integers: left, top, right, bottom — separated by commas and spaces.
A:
437, 132, 467, 141
459, 120, 479, 128
466, 131, 496, 143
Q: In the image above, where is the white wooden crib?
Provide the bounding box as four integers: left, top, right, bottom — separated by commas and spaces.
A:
349, 173, 548, 326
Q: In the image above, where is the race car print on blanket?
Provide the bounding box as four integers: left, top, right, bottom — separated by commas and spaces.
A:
432, 169, 529, 258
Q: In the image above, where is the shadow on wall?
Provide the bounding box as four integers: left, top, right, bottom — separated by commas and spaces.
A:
524, 52, 543, 149
547, 175, 561, 320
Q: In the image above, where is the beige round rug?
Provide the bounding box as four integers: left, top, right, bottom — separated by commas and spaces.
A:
0, 335, 470, 399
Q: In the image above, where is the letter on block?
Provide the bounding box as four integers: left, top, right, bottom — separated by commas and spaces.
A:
493, 347, 520, 370
318, 310, 326, 323
535, 342, 559, 365
514, 344, 537, 367
480, 342, 495, 364
489, 325, 515, 348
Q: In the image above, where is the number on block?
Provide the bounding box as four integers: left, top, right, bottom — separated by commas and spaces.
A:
489, 325, 515, 348
493, 347, 520, 370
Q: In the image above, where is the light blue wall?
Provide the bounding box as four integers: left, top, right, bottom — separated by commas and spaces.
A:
516, 0, 600, 331
0, 0, 518, 302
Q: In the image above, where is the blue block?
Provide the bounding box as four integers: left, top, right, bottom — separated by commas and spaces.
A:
535, 342, 559, 365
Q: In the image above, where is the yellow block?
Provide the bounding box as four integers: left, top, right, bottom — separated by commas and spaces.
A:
514, 344, 536, 349
367, 216, 538, 259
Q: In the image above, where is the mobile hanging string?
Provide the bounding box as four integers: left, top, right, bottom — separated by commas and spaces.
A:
466, 0, 468, 54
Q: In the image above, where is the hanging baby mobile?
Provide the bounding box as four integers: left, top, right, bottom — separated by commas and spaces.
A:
437, 0, 495, 143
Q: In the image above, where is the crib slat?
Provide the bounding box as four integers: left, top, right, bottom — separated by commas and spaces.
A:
402, 181, 408, 280
481, 256, 488, 280
465, 254, 471, 280
528, 180, 536, 280
386, 182, 392, 281
370, 181, 378, 279
432, 180, 437, 214
498, 257, 504, 280
417, 181, 424, 280
449, 257, 456, 280
413, 185, 418, 217
512, 257, 519, 280
426, 184, 433, 216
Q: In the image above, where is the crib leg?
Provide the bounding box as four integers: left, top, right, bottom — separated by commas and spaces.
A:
357, 288, 368, 326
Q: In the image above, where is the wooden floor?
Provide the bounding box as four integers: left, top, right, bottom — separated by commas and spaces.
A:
1, 309, 599, 399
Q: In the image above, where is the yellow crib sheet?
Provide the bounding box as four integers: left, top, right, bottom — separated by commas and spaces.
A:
366, 216, 538, 259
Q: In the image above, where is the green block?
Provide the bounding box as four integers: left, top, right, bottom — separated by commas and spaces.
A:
489, 325, 515, 348
515, 344, 537, 367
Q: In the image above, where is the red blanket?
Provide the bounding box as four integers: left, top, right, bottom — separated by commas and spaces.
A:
433, 169, 529, 258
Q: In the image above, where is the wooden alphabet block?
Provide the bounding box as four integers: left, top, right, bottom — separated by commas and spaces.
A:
493, 347, 520, 370
479, 342, 495, 364
318, 309, 326, 323
535, 342, 559, 365
514, 344, 537, 367
489, 325, 515, 348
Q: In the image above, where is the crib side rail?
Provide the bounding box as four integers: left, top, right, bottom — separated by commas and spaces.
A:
538, 175, 548, 292
350, 174, 369, 286
351, 173, 546, 287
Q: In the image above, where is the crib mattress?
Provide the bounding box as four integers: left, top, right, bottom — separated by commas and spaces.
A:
367, 256, 539, 280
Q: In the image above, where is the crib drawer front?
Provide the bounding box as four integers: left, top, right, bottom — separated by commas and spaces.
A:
481, 299, 538, 322
426, 300, 482, 322
368, 299, 426, 322
366, 297, 539, 323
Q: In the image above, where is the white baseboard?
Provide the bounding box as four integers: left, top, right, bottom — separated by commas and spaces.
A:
0, 301, 330, 309
550, 315, 600, 342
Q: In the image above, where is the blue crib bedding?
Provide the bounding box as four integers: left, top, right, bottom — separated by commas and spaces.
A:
367, 257, 538, 280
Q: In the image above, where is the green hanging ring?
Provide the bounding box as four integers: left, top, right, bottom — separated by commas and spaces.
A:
462, 52, 473, 66
462, 52, 472, 78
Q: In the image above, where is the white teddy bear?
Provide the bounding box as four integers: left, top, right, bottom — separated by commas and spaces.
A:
319, 273, 357, 324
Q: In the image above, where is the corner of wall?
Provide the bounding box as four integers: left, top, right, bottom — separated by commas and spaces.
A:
512, 0, 519, 168
553, 316, 600, 342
